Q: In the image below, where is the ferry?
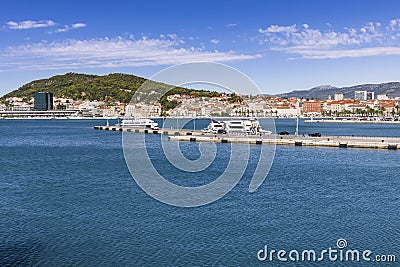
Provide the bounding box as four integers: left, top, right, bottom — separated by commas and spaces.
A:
119, 118, 159, 129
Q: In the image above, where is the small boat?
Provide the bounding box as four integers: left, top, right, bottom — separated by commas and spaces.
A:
119, 118, 159, 129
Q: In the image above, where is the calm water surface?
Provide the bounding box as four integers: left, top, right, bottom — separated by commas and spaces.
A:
0, 119, 399, 266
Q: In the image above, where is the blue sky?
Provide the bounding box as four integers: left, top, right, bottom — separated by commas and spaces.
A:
1, 0, 400, 96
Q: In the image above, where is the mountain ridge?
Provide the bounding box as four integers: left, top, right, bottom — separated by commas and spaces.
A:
278, 82, 400, 99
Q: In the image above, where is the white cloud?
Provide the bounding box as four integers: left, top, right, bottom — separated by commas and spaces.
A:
259, 19, 400, 59
210, 39, 220, 44
259, 24, 297, 33
6, 20, 56, 30
72, 23, 86, 29
273, 46, 400, 59
227, 23, 237, 27
54, 22, 87, 33
0, 36, 261, 71
167, 33, 178, 39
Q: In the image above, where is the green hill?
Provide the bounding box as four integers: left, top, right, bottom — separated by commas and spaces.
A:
1, 72, 219, 103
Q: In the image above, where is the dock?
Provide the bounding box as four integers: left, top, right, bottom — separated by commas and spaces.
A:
94, 125, 400, 150
94, 125, 205, 136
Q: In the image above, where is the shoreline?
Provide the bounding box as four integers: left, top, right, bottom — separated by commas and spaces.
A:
305, 119, 400, 124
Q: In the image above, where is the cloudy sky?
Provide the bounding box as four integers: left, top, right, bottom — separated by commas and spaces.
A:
1, 0, 400, 96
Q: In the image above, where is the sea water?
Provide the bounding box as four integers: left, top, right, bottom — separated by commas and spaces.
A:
0, 119, 399, 266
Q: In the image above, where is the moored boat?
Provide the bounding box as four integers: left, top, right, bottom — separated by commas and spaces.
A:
119, 118, 159, 129
205, 118, 272, 135
202, 120, 226, 133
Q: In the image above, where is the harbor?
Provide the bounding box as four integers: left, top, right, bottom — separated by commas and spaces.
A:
94, 125, 400, 150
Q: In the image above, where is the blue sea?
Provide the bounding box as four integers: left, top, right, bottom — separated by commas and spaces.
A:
0, 119, 399, 266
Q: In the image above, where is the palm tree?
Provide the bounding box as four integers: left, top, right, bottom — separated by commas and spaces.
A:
395, 105, 400, 116
376, 106, 385, 117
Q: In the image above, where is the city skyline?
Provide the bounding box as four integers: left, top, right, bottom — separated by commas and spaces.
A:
1, 0, 400, 96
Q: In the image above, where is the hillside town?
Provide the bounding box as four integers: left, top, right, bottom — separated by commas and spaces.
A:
1, 90, 400, 119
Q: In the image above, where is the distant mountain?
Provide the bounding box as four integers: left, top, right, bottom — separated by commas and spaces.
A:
1, 72, 218, 103
278, 82, 400, 99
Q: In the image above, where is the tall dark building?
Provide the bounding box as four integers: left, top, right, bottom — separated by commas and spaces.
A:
34, 92, 53, 111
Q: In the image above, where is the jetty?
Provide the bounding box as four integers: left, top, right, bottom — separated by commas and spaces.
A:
94, 125, 400, 150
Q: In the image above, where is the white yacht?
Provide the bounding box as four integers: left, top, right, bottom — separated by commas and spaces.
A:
202, 120, 226, 133
223, 119, 271, 135
120, 118, 159, 129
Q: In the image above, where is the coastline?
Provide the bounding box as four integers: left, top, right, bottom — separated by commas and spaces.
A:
305, 119, 400, 124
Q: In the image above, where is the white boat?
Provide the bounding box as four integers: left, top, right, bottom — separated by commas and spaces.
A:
202, 120, 226, 133
223, 119, 271, 135
119, 118, 159, 129
67, 116, 86, 119
67, 116, 105, 120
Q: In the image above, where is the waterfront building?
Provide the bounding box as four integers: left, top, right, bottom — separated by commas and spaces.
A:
11, 106, 33, 112
125, 103, 160, 118
34, 92, 53, 111
303, 101, 322, 115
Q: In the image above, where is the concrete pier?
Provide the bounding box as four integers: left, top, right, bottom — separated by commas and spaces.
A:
94, 125, 205, 136
168, 135, 400, 150
94, 125, 400, 150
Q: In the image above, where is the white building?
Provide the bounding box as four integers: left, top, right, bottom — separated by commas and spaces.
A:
12, 106, 33, 112
125, 103, 160, 118
377, 94, 389, 100
355, 91, 374, 101
201, 107, 211, 117
102, 106, 120, 117
334, 93, 344, 101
